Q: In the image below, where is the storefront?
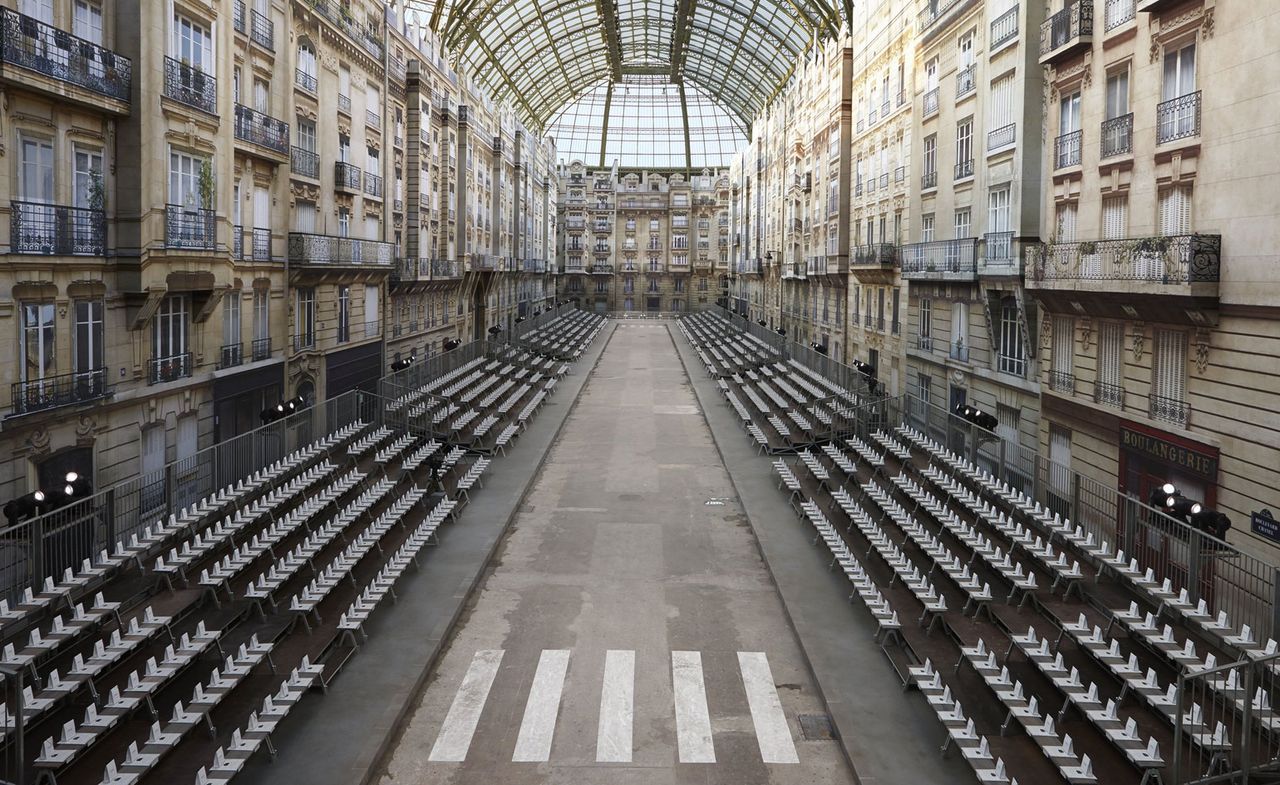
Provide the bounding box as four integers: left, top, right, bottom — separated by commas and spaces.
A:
326, 341, 383, 399
1118, 420, 1220, 510
213, 363, 284, 443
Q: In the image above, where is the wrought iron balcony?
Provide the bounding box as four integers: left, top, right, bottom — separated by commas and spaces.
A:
852, 244, 897, 267
990, 5, 1019, 49
898, 238, 979, 280
10, 201, 105, 255
252, 337, 272, 361
219, 343, 243, 369
165, 206, 216, 250
148, 352, 193, 384
335, 162, 362, 192
305, 0, 383, 58
1105, 0, 1135, 29
10, 368, 110, 416
293, 333, 315, 352
234, 103, 289, 155
980, 231, 1018, 275
922, 171, 938, 190
589, 264, 614, 274
1149, 393, 1189, 427
1055, 130, 1083, 169
291, 147, 318, 179
919, 0, 969, 34
917, 334, 933, 352
1156, 91, 1201, 145
1094, 380, 1124, 409
954, 158, 974, 180
249, 9, 273, 50
234, 0, 245, 33
988, 123, 1016, 152
337, 94, 351, 114
363, 172, 383, 198
288, 232, 394, 267
366, 109, 380, 129
1100, 113, 1133, 158
1049, 370, 1076, 394
163, 56, 216, 113
1027, 234, 1221, 294
956, 64, 976, 98
295, 68, 317, 93
923, 87, 940, 117
0, 8, 132, 103
949, 341, 970, 362
1040, 0, 1093, 65
737, 258, 763, 275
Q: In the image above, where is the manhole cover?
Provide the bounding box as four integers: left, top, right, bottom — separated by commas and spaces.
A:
797, 713, 838, 741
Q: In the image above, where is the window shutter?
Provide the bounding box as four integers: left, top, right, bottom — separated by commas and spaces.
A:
1154, 329, 1187, 402
1053, 316, 1074, 376
1102, 196, 1127, 240
1098, 322, 1123, 388
1159, 186, 1191, 235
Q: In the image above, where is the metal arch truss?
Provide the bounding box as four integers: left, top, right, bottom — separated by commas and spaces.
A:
414, 0, 843, 133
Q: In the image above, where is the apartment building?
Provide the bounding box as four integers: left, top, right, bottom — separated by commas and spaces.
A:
903, 0, 1047, 468
0, 0, 555, 506
556, 162, 726, 313
1026, 0, 1280, 557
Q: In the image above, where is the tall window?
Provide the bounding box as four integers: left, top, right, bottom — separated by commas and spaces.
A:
253, 289, 270, 345
297, 288, 315, 348
1096, 322, 1124, 406
998, 298, 1026, 376
1152, 328, 1187, 424
364, 286, 379, 335
951, 301, 968, 357
920, 214, 935, 243
1102, 195, 1128, 240
923, 134, 937, 179
337, 285, 350, 342
920, 297, 932, 344
153, 295, 188, 359
74, 300, 104, 375
294, 199, 316, 233
1056, 203, 1078, 243
223, 291, 241, 350
338, 207, 350, 237
172, 14, 212, 72
989, 74, 1015, 136
73, 0, 103, 43
21, 303, 56, 381
1106, 67, 1130, 120
1159, 185, 1192, 236
19, 136, 54, 203
954, 208, 971, 239
169, 150, 207, 209
1051, 315, 1074, 390
297, 41, 317, 84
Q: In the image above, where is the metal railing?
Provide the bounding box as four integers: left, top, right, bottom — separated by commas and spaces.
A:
954, 158, 974, 180
1150, 392, 1190, 427
1041, 0, 1092, 56
982, 231, 1015, 271
949, 340, 969, 361
164, 205, 216, 250
363, 172, 383, 198
1101, 113, 1133, 157
852, 243, 897, 266
899, 238, 979, 279
306, 0, 383, 58
337, 94, 351, 113
0, 7, 132, 101
918, 0, 966, 31
219, 342, 243, 369
295, 67, 316, 93
291, 146, 318, 178
249, 8, 273, 49
233, 0, 245, 32
251, 227, 271, 260
1055, 129, 1083, 168
921, 171, 938, 190
1048, 369, 1076, 393
990, 5, 1019, 48
988, 123, 1016, 151
1104, 0, 1135, 30
287, 232, 394, 266
366, 109, 380, 129
1094, 379, 1124, 408
1028, 233, 1222, 285
251, 337, 272, 361
10, 201, 105, 256
923, 87, 939, 117
10, 369, 110, 416
1157, 91, 1202, 144
335, 161, 362, 190
956, 63, 976, 97
234, 103, 289, 154
917, 334, 933, 352
1173, 652, 1280, 784
162, 56, 215, 113
148, 351, 192, 384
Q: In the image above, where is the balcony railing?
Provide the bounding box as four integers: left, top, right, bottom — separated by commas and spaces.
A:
287, 232, 394, 266
1029, 234, 1222, 286
923, 87, 940, 117
0, 8, 132, 102
1156, 91, 1201, 144
294, 333, 315, 352
162, 56, 216, 113
922, 171, 938, 190
335, 162, 362, 191
251, 227, 270, 260
950, 341, 970, 362
10, 369, 110, 416
917, 334, 933, 352
305, 0, 383, 58
919, 0, 966, 32
295, 68, 317, 93
1100, 113, 1133, 158
852, 244, 897, 266
148, 352, 193, 384
234, 103, 289, 154
363, 172, 383, 198
1040, 0, 1093, 62
1104, 0, 1135, 30
1048, 370, 1076, 394
252, 337, 272, 361
990, 5, 1019, 49
219, 343, 243, 369
895, 165, 906, 183
249, 9, 273, 49
988, 123, 1016, 151
291, 147, 319, 179
1094, 380, 1124, 409
982, 232, 1016, 272
234, 0, 246, 32
879, 173, 889, 189
366, 109, 380, 129
1149, 393, 1189, 427
899, 238, 979, 279
1055, 130, 1083, 169
165, 205, 216, 250
956, 64, 976, 98
10, 201, 105, 255
954, 158, 974, 180
337, 94, 351, 114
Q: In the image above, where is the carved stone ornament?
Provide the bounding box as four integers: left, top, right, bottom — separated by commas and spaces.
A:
290, 182, 320, 202
1132, 322, 1146, 362
1079, 318, 1093, 352
1041, 314, 1052, 350
1194, 329, 1210, 373
76, 414, 97, 439
28, 428, 50, 453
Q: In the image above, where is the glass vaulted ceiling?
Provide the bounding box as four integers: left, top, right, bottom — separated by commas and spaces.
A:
405, 0, 844, 166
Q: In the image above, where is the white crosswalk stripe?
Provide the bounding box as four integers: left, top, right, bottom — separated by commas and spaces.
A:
427, 648, 801, 765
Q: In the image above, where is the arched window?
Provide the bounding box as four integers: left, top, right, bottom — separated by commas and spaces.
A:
296, 40, 317, 91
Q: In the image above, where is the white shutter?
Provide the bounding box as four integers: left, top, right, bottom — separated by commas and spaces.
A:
1053, 316, 1074, 376
142, 426, 165, 476
1048, 426, 1072, 493
1102, 196, 1127, 240
1159, 186, 1191, 236
1098, 322, 1123, 389
1153, 329, 1187, 402
339, 67, 350, 99
364, 285, 379, 327
1056, 203, 1078, 243
989, 75, 1014, 129
177, 416, 198, 462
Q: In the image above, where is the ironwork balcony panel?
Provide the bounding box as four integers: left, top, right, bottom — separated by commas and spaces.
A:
1105, 0, 1135, 29
922, 171, 938, 190
251, 337, 272, 361
991, 5, 1019, 49
291, 147, 319, 179
1049, 370, 1077, 394
956, 64, 976, 98
337, 94, 351, 114
1055, 130, 1083, 169
249, 9, 273, 50
1157, 91, 1201, 145
0, 8, 132, 103
295, 68, 317, 93
219, 343, 243, 369
1094, 380, 1124, 409
165, 206, 215, 250
363, 172, 383, 198
163, 56, 216, 114
950, 341, 970, 362
898, 239, 979, 280
988, 123, 1016, 152
1149, 393, 1189, 427
234, 103, 289, 155
10, 201, 105, 255
954, 159, 974, 181
1028, 234, 1221, 295
335, 162, 362, 191
1101, 113, 1133, 158
10, 368, 110, 416
923, 87, 940, 117
148, 352, 193, 384
288, 232, 394, 267
1040, 0, 1093, 64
